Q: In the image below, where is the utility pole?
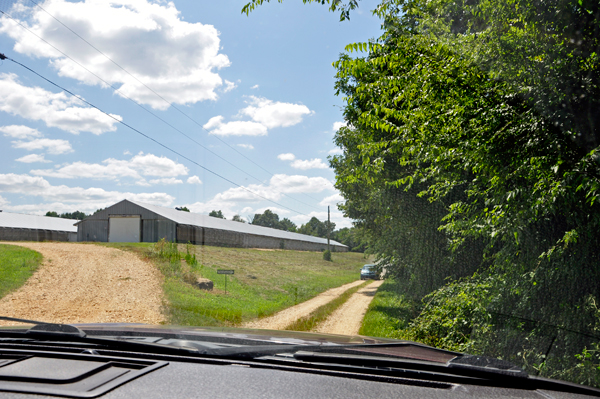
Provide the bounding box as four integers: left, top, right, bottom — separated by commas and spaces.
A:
327, 205, 330, 252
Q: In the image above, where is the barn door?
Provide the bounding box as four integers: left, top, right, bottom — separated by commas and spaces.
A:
108, 215, 141, 242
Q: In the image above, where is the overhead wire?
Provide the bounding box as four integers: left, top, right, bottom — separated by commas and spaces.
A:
0, 51, 308, 216
23, 0, 327, 205
0, 7, 324, 212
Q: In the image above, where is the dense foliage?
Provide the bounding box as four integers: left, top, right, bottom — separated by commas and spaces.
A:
321, 0, 600, 385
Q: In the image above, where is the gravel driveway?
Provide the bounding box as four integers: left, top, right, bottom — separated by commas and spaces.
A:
316, 279, 384, 335
0, 242, 164, 325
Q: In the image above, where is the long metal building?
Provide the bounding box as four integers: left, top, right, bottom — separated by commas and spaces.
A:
76, 199, 347, 252
0, 211, 78, 242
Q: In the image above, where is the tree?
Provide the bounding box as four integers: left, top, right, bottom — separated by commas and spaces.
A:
251, 209, 281, 229
298, 217, 335, 238
209, 210, 225, 219
176, 206, 190, 212
279, 218, 297, 232
231, 214, 246, 223
46, 211, 87, 220
332, 227, 368, 252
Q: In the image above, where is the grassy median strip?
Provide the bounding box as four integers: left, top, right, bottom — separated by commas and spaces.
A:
99, 242, 370, 327
359, 278, 421, 339
0, 244, 43, 299
285, 280, 371, 332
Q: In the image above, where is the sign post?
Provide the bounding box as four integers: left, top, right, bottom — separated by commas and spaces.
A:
217, 269, 234, 294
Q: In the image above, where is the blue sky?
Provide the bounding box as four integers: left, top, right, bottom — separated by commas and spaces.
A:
0, 0, 381, 228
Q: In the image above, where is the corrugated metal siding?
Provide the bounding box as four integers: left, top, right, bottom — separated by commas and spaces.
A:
77, 220, 108, 242
0, 227, 73, 242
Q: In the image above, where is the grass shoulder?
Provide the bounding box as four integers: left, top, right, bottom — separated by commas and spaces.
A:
359, 278, 422, 339
0, 244, 43, 299
99, 242, 370, 327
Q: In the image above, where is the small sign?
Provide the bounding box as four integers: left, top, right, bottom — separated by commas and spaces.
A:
217, 269, 234, 275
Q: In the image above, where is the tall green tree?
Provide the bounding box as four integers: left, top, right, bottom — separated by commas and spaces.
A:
209, 210, 225, 219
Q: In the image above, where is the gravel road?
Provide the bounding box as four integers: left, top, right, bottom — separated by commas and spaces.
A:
0, 242, 164, 325
315, 279, 384, 335
243, 280, 365, 330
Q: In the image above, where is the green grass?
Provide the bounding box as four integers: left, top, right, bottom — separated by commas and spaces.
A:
285, 281, 370, 332
0, 244, 43, 299
97, 242, 371, 327
359, 278, 422, 339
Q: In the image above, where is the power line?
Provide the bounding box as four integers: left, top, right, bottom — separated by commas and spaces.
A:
0, 6, 324, 210
23, 0, 327, 204
0, 52, 307, 216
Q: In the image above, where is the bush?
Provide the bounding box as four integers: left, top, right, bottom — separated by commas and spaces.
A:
323, 250, 332, 262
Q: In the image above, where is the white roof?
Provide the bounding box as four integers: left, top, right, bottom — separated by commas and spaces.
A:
128, 200, 346, 248
0, 211, 78, 232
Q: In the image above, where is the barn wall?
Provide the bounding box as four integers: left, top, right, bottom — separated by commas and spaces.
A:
77, 220, 108, 242
182, 226, 348, 252
78, 202, 176, 243
76, 200, 348, 250
0, 227, 73, 242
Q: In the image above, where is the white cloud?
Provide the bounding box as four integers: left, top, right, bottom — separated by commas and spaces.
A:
148, 178, 183, 185
0, 125, 42, 139
187, 175, 202, 185
332, 121, 347, 132
319, 193, 344, 207
184, 174, 334, 217
204, 117, 268, 137
12, 138, 73, 154
237, 144, 254, 150
222, 80, 237, 93
0, 0, 231, 110
291, 210, 352, 229
278, 153, 329, 170
0, 173, 174, 206
30, 152, 188, 180
241, 96, 312, 129
203, 96, 312, 136
123, 150, 132, 155
250, 84, 259, 89
328, 148, 343, 155
0, 73, 121, 134
16, 154, 52, 163
277, 153, 296, 161
291, 158, 328, 170
0, 195, 8, 208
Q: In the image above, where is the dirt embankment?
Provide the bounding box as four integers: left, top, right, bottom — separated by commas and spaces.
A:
0, 242, 164, 325
243, 280, 365, 330
315, 279, 384, 335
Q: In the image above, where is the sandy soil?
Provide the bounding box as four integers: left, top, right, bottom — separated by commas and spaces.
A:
0, 242, 164, 325
315, 279, 384, 335
243, 279, 365, 330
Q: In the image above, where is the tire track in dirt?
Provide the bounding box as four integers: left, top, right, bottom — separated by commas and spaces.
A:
243, 280, 365, 330
315, 279, 384, 335
0, 242, 164, 325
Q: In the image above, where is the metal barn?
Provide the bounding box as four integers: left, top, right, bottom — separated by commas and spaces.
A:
0, 211, 77, 242
76, 200, 348, 252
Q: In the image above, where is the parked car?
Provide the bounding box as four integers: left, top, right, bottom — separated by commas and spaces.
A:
360, 264, 379, 280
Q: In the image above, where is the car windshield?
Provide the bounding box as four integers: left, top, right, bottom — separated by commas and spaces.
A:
0, 0, 598, 392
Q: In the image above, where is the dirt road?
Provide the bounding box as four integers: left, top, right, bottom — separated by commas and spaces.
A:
243, 280, 365, 330
315, 279, 384, 335
0, 242, 164, 325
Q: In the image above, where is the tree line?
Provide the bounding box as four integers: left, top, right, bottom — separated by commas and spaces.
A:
208, 208, 367, 251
